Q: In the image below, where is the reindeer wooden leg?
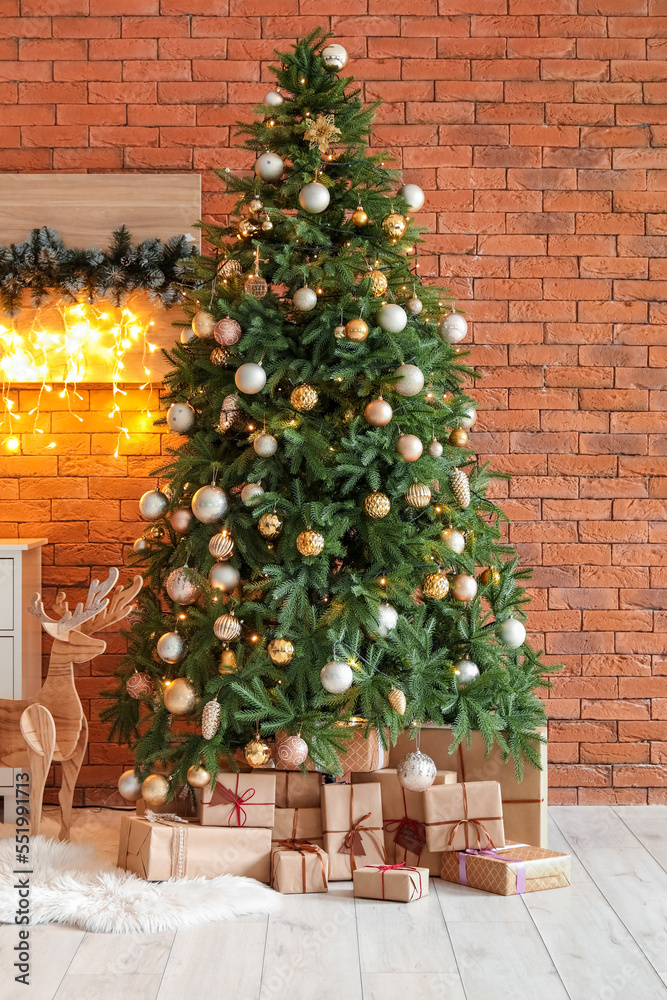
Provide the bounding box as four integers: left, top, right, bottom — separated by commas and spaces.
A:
20, 705, 56, 838
58, 716, 87, 841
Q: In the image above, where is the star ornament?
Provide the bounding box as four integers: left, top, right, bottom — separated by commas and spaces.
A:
304, 114, 341, 154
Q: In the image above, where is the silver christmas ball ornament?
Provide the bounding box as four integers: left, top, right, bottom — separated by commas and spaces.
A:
377, 303, 407, 333
459, 405, 477, 430
441, 527, 466, 555
396, 751, 437, 792
320, 659, 353, 694
117, 769, 143, 802
299, 181, 330, 214
156, 631, 186, 664
322, 43, 348, 70
438, 312, 468, 344
396, 434, 423, 462
191, 484, 228, 523
407, 296, 423, 316
376, 602, 398, 637
397, 183, 425, 212
454, 658, 480, 687
500, 617, 527, 648
254, 152, 284, 182
180, 326, 196, 345
133, 537, 149, 553
428, 437, 443, 457
208, 530, 234, 560
393, 363, 424, 397
452, 573, 478, 602
209, 562, 240, 592
235, 362, 266, 394
166, 402, 195, 434
170, 507, 193, 534
254, 432, 278, 457
265, 90, 284, 107
293, 285, 318, 312
192, 310, 215, 339
241, 482, 264, 505
139, 488, 168, 522
165, 567, 201, 605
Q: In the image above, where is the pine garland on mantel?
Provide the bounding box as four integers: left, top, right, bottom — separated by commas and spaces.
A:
0, 224, 196, 316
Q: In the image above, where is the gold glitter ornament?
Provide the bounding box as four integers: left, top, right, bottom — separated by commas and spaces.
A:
210, 346, 229, 367
364, 492, 391, 519
201, 699, 221, 739
382, 212, 407, 239
141, 774, 170, 808
451, 467, 471, 509
388, 687, 407, 715
290, 385, 318, 412
449, 427, 469, 448
213, 611, 242, 642
259, 512, 283, 539
296, 529, 324, 556
303, 113, 341, 154
268, 638, 294, 665
163, 677, 196, 715
422, 572, 450, 600
187, 765, 212, 788
249, 196, 263, 213
244, 734, 271, 768
480, 567, 501, 587
369, 269, 388, 297
406, 483, 431, 509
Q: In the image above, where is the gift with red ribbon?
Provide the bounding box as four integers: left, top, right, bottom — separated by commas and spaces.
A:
322, 782, 386, 880
198, 771, 276, 829
423, 780, 505, 853
441, 840, 571, 896
353, 861, 429, 903
271, 837, 329, 894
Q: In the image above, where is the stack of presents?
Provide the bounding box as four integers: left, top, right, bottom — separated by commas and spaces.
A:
117, 726, 570, 901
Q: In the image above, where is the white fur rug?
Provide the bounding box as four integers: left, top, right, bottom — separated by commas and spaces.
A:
0, 834, 282, 933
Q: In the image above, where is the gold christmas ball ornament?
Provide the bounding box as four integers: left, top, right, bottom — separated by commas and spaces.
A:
364, 397, 393, 427
141, 774, 170, 808
422, 571, 450, 600
187, 765, 212, 788
352, 206, 368, 227
249, 196, 263, 213
334, 324, 346, 339
166, 567, 202, 605
364, 491, 391, 519
290, 384, 318, 412
244, 735, 271, 768
214, 611, 242, 642
388, 687, 407, 716
202, 699, 221, 739
219, 648, 237, 673
481, 567, 501, 587
192, 310, 215, 339
209, 529, 234, 561
210, 346, 229, 367
452, 573, 478, 602
296, 529, 325, 557
449, 427, 469, 448
241, 482, 264, 505
345, 318, 369, 342
393, 363, 424, 397
163, 677, 197, 715
369, 269, 388, 297
209, 562, 240, 592
237, 218, 257, 238
258, 512, 283, 539
406, 483, 431, 509
396, 434, 423, 462
382, 212, 407, 239
450, 467, 471, 509
268, 638, 294, 665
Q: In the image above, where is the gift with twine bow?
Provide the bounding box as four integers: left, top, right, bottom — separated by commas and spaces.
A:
322, 782, 386, 880
441, 841, 571, 896
353, 862, 429, 903
199, 771, 276, 829
271, 806, 323, 848
423, 780, 505, 853
275, 771, 323, 809
271, 835, 329, 894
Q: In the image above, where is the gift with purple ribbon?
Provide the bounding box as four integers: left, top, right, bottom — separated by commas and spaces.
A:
442, 840, 571, 896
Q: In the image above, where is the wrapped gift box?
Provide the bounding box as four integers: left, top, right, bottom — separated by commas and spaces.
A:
441, 841, 571, 896
271, 807, 322, 846
136, 785, 195, 818
275, 771, 323, 809
352, 767, 457, 874
390, 724, 547, 847
353, 863, 429, 903
424, 780, 505, 853
322, 782, 386, 880
271, 842, 329, 894
198, 771, 276, 828
117, 815, 271, 882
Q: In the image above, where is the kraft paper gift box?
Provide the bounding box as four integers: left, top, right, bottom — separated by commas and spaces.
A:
117, 814, 271, 882
352, 767, 457, 874
321, 782, 386, 880
441, 841, 571, 896
270, 842, 329, 894
198, 771, 276, 828
353, 864, 429, 903
274, 723, 389, 773
271, 807, 322, 847
390, 724, 548, 847
275, 771, 323, 809
423, 780, 505, 853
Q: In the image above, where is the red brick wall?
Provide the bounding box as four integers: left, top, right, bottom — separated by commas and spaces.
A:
2, 3, 667, 805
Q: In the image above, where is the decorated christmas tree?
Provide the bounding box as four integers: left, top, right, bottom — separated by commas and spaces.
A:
104, 30, 552, 806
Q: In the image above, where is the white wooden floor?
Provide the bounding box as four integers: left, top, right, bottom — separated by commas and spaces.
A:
2, 806, 667, 1000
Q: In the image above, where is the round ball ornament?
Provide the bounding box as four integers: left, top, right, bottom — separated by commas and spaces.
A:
291, 385, 318, 412
388, 687, 407, 716
265, 89, 284, 107
237, 218, 257, 238
293, 285, 318, 312
297, 529, 324, 557
259, 512, 283, 539
181, 326, 195, 345
133, 537, 149, 554
322, 43, 348, 71
213, 612, 242, 642
244, 272, 268, 299
454, 658, 480, 687
186, 765, 211, 788
377, 303, 407, 333
393, 364, 424, 396
262, 217, 273, 232
141, 774, 170, 808
192, 310, 215, 339
299, 181, 330, 214
202, 699, 221, 740
170, 507, 193, 534
254, 152, 284, 182
218, 393, 241, 434
452, 573, 478, 602
500, 617, 526, 649
382, 212, 407, 239
192, 484, 228, 523
352, 206, 368, 227
396, 751, 437, 792
209, 530, 234, 561
480, 567, 501, 587
441, 527, 466, 555
241, 482, 264, 505
450, 427, 469, 448
147, 524, 164, 541
460, 405, 477, 431
369, 269, 388, 297
397, 183, 425, 213
407, 296, 423, 316
422, 572, 449, 600
235, 362, 266, 394
438, 312, 468, 344
249, 197, 263, 214
126, 671, 153, 699
209, 562, 240, 592
406, 483, 431, 509
275, 733, 308, 768
320, 659, 353, 694
396, 434, 423, 462
139, 488, 168, 522
164, 677, 196, 715
166, 567, 201, 605
157, 631, 186, 664
244, 735, 271, 768
376, 602, 398, 637
214, 317, 242, 346
254, 432, 278, 457
345, 318, 369, 342
428, 437, 444, 458
268, 638, 294, 665
364, 491, 391, 519
210, 346, 229, 367
118, 769, 143, 802
364, 397, 392, 426
334, 324, 346, 339
166, 402, 195, 434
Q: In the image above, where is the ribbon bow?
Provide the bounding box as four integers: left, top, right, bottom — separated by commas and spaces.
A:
340, 811, 372, 857
458, 846, 528, 894
209, 774, 275, 827
277, 838, 328, 891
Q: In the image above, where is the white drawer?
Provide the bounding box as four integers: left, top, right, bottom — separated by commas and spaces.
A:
0, 559, 13, 630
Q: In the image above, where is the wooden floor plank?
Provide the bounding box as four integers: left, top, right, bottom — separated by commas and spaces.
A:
53, 974, 162, 1000
0, 924, 84, 1000
68, 930, 175, 976
157, 920, 266, 1000
361, 972, 466, 1000
356, 885, 458, 974
614, 806, 667, 871
434, 873, 532, 923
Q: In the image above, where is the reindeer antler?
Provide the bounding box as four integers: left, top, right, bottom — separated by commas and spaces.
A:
28, 570, 117, 637
80, 572, 143, 634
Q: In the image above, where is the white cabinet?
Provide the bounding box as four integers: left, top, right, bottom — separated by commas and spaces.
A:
0, 539, 46, 817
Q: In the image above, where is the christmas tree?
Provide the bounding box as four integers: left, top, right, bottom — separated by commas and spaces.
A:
103, 30, 553, 801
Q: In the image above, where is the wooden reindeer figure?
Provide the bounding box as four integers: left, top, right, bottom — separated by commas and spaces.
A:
0, 567, 142, 839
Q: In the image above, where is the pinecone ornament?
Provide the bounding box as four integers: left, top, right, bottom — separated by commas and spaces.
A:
450, 467, 471, 509
388, 687, 407, 715
202, 699, 221, 739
